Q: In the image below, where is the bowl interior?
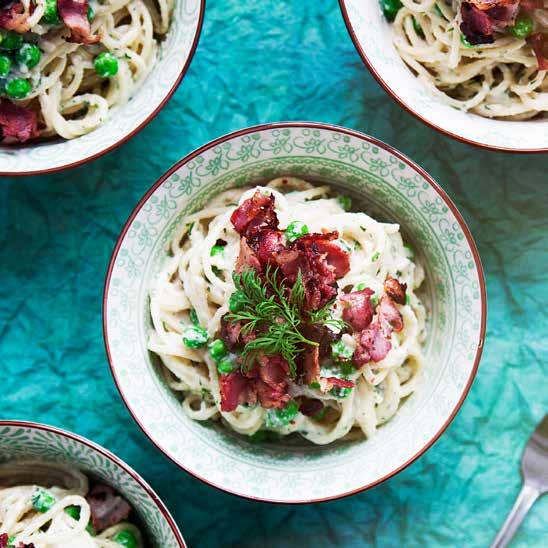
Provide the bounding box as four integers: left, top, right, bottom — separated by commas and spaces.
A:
0, 423, 183, 547
104, 124, 484, 502
0, 0, 203, 174
341, 0, 548, 151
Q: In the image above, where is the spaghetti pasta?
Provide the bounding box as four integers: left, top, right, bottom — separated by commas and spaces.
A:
389, 1, 548, 119
148, 179, 427, 445
0, 0, 173, 142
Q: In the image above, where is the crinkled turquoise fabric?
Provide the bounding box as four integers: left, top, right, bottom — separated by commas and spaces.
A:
0, 1, 547, 546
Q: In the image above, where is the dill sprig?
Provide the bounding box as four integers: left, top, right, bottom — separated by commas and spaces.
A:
226, 267, 347, 376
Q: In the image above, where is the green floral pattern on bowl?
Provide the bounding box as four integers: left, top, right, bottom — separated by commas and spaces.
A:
0, 421, 185, 547
0, 0, 203, 175
104, 123, 486, 502
340, 0, 548, 151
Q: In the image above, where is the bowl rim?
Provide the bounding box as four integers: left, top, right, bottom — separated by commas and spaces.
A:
0, 0, 206, 177
338, 0, 548, 154
0, 419, 187, 547
102, 120, 487, 504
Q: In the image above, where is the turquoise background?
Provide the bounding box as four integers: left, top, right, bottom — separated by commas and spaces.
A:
1, 1, 547, 546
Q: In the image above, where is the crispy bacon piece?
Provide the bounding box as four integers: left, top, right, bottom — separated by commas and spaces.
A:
255, 229, 285, 264
301, 346, 320, 384
384, 277, 407, 305
460, 0, 519, 45
295, 232, 350, 277
0, 99, 40, 143
340, 288, 374, 331
528, 33, 548, 70
0, 2, 31, 32
324, 377, 355, 389
299, 398, 323, 417
255, 379, 290, 409
220, 371, 256, 412
258, 354, 290, 388
86, 484, 131, 533
378, 294, 404, 334
235, 237, 261, 273
231, 191, 279, 236
0, 534, 8, 548
58, 0, 99, 44
353, 323, 392, 365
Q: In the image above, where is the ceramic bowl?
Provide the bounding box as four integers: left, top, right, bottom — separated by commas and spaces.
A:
339, 0, 548, 153
0, 0, 204, 176
103, 122, 486, 503
0, 420, 186, 546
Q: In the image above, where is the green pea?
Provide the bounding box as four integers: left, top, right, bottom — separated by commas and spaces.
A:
0, 31, 23, 51
265, 400, 299, 428
354, 282, 367, 291
217, 356, 235, 375
331, 340, 354, 361
65, 505, 81, 520
210, 244, 225, 256
285, 220, 309, 242
309, 381, 320, 389
405, 293, 411, 305
229, 290, 247, 312
510, 14, 534, 39
112, 530, 138, 548
42, 0, 60, 24
460, 34, 473, 48
16, 44, 41, 69
32, 488, 56, 513
6, 78, 31, 99
87, 4, 95, 21
0, 55, 11, 77
208, 339, 228, 362
94, 52, 119, 77
380, 0, 403, 22
371, 294, 379, 307
181, 325, 208, 348
337, 195, 352, 211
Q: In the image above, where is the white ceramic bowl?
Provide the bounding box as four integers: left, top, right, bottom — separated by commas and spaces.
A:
0, 420, 186, 546
103, 122, 486, 503
0, 0, 204, 176
339, 0, 548, 153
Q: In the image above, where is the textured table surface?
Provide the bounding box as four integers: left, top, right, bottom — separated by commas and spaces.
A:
1, 1, 547, 546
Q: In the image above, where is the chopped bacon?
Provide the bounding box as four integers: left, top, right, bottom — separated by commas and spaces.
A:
299, 398, 323, 417
340, 288, 374, 331
301, 346, 320, 384
295, 232, 350, 277
86, 484, 131, 533
220, 317, 242, 351
255, 229, 285, 265
0, 2, 31, 33
235, 237, 261, 273
384, 277, 407, 305
378, 295, 403, 334
258, 354, 290, 388
220, 371, 256, 412
528, 33, 548, 70
324, 377, 355, 388
0, 99, 40, 143
231, 191, 279, 236
58, 0, 99, 44
460, 0, 520, 45
255, 379, 290, 409
353, 323, 392, 366
0, 534, 8, 548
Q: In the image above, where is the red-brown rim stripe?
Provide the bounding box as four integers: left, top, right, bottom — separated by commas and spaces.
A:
0, 420, 187, 547
0, 0, 206, 177
338, 0, 548, 154
102, 121, 488, 504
